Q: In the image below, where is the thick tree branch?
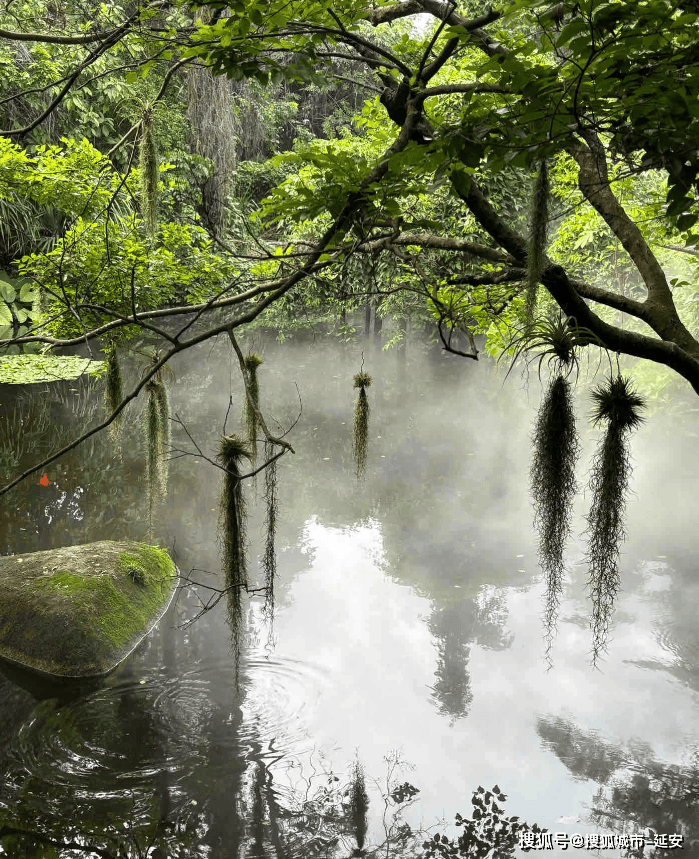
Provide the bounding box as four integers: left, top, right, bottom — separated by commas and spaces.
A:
569, 278, 647, 315
412, 1, 505, 57
450, 170, 699, 391
451, 173, 529, 261
0, 24, 132, 45
364, 0, 424, 26
542, 264, 699, 394
364, 1, 502, 46
571, 133, 699, 355
357, 231, 516, 263
570, 135, 673, 304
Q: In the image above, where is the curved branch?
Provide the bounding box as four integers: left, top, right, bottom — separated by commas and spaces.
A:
450, 173, 529, 261
357, 231, 516, 263
227, 330, 295, 454
0, 25, 128, 44
570, 135, 672, 304
571, 133, 699, 354
543, 263, 699, 394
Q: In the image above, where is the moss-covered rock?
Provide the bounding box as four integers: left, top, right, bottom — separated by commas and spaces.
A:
0, 541, 178, 678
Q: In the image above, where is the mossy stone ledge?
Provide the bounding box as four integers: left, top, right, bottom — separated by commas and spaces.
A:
0, 541, 178, 678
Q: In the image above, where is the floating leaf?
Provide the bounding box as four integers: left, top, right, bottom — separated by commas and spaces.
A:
0, 354, 105, 384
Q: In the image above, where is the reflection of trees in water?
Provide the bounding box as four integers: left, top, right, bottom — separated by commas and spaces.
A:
0, 377, 147, 554
621, 560, 699, 700
537, 715, 699, 849
428, 589, 514, 723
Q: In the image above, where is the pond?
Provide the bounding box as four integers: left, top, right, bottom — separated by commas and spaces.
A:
0, 333, 698, 858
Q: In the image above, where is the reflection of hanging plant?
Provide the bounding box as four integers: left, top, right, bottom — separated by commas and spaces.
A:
216, 434, 251, 588
531, 374, 580, 664
262, 439, 277, 624
105, 346, 123, 446
352, 371, 372, 479
525, 158, 549, 327
139, 107, 159, 236
349, 756, 369, 855
217, 434, 251, 687
586, 375, 645, 663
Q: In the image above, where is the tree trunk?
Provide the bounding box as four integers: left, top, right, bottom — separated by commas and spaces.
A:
364, 300, 371, 339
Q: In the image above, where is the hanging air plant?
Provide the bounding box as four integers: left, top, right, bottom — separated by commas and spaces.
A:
586, 374, 645, 664
352, 371, 372, 479
139, 107, 159, 237
531, 374, 580, 664
154, 379, 170, 495
349, 756, 369, 856
105, 345, 123, 447
243, 353, 264, 472
525, 158, 549, 327
144, 380, 163, 536
262, 438, 278, 625
501, 312, 603, 383
216, 434, 251, 589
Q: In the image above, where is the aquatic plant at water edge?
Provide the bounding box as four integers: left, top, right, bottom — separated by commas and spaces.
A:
586, 375, 645, 665
421, 785, 547, 858
530, 374, 580, 665
352, 371, 372, 479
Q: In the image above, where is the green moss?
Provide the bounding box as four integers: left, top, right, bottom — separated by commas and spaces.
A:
116, 545, 172, 592
27, 546, 173, 652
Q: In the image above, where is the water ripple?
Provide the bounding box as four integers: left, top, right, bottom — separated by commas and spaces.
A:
1, 651, 332, 819
240, 655, 331, 752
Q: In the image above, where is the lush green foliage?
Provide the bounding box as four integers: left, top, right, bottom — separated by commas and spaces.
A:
1, 0, 699, 461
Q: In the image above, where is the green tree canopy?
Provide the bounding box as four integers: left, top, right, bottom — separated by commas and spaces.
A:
2, 0, 699, 480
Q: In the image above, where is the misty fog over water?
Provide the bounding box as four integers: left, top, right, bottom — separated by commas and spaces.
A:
1, 331, 698, 857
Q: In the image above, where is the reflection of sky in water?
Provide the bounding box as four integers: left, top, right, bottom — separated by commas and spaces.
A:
243, 514, 699, 854
3, 338, 699, 855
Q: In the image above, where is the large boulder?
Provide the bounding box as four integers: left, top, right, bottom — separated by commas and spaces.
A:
0, 541, 178, 678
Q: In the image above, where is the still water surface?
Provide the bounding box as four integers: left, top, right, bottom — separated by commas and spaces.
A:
0, 336, 698, 857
